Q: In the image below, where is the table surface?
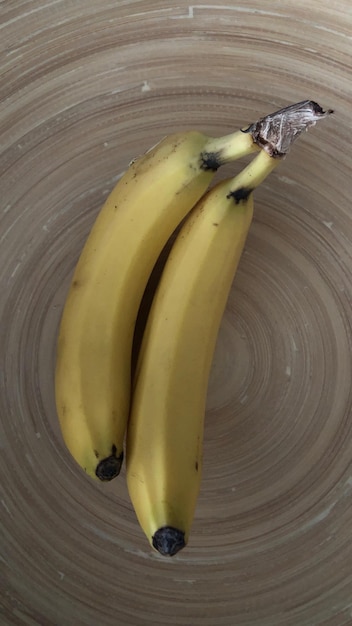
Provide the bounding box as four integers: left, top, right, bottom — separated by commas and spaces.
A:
1, 2, 351, 625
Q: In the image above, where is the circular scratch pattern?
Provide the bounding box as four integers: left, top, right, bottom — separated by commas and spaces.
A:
1, 2, 352, 625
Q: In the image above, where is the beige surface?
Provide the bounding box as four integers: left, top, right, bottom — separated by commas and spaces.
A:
1, 1, 352, 625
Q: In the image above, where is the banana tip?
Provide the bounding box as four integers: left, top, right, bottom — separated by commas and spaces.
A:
152, 526, 186, 557
95, 447, 124, 481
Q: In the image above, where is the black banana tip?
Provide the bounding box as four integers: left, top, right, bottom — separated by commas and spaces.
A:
152, 526, 186, 556
95, 447, 124, 481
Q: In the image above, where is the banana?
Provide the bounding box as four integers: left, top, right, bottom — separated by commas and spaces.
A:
125, 149, 278, 555
55, 126, 260, 481
125, 101, 333, 555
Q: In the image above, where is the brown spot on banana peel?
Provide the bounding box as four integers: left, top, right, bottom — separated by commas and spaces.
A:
199, 151, 223, 171
227, 187, 253, 204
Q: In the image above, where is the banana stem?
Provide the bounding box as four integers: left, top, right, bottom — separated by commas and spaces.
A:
228, 149, 279, 198
202, 100, 333, 170
203, 129, 259, 165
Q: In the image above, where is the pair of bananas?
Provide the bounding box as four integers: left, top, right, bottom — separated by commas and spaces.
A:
55, 100, 332, 556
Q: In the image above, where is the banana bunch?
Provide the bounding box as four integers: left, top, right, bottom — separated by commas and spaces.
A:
55, 125, 259, 480
55, 101, 332, 554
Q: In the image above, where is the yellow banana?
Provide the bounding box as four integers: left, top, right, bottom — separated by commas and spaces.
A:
126, 100, 333, 555
55, 126, 260, 481
126, 149, 278, 554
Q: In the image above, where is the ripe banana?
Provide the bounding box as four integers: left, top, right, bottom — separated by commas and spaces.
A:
55, 126, 260, 481
125, 148, 278, 555
125, 100, 333, 556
